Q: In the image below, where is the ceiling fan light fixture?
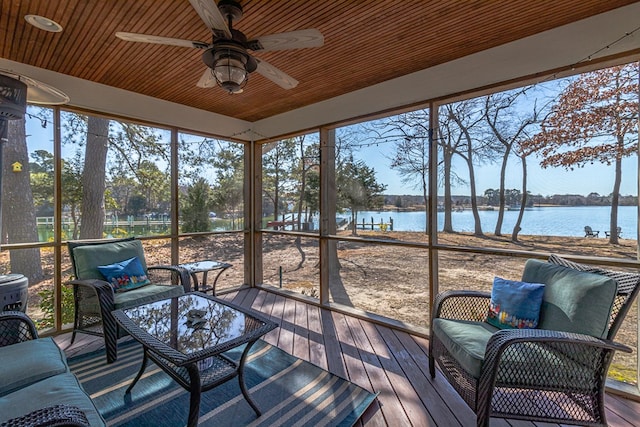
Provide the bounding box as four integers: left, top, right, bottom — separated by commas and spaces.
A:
24, 15, 63, 33
212, 47, 249, 94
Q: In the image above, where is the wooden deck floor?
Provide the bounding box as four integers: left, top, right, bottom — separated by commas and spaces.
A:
55, 287, 640, 427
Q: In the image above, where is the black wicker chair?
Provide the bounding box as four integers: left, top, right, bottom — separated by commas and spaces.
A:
0, 312, 92, 427
67, 238, 190, 363
429, 255, 640, 427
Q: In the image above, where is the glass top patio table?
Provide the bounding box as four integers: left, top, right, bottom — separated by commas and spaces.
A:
113, 292, 277, 427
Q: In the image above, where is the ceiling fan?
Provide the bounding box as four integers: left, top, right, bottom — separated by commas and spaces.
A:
116, 0, 324, 94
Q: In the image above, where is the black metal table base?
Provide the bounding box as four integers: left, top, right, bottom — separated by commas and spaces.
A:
125, 339, 261, 427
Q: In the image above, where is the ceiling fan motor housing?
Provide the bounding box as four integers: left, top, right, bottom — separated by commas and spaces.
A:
218, 0, 243, 23
0, 74, 28, 120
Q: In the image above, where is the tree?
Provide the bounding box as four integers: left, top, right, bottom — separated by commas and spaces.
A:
79, 117, 109, 239
61, 152, 84, 239
181, 178, 213, 232
443, 100, 485, 236
2, 118, 43, 282
136, 160, 170, 214
482, 90, 539, 236
126, 194, 146, 218
29, 150, 55, 216
292, 135, 319, 230
526, 63, 639, 244
63, 115, 171, 239
438, 107, 470, 232
337, 155, 387, 235
210, 142, 244, 229
262, 139, 297, 227
484, 188, 499, 206
303, 169, 320, 216
375, 110, 431, 233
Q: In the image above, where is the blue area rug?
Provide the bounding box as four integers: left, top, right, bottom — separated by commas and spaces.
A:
68, 340, 376, 426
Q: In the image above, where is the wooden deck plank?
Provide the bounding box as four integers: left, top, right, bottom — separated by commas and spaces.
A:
392, 329, 467, 426
52, 288, 640, 427
358, 319, 424, 426
292, 300, 310, 361
371, 324, 438, 426
277, 296, 296, 355
331, 312, 375, 391
345, 316, 410, 427
265, 292, 287, 346
253, 289, 280, 346
603, 394, 640, 426
306, 303, 328, 371
319, 307, 348, 379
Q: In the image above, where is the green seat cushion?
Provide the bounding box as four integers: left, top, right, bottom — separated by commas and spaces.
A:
432, 318, 498, 379
72, 239, 148, 280
433, 319, 595, 383
114, 284, 184, 309
522, 259, 617, 338
0, 372, 106, 426
0, 338, 68, 397
82, 284, 184, 313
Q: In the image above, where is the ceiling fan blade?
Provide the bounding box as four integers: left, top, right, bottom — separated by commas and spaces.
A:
255, 58, 298, 90
189, 0, 232, 39
196, 69, 216, 88
115, 32, 208, 49
248, 29, 324, 51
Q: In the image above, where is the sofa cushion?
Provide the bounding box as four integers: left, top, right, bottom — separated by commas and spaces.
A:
521, 259, 617, 338
486, 277, 545, 329
98, 256, 151, 292
0, 338, 68, 397
72, 239, 148, 280
432, 318, 499, 379
0, 372, 106, 426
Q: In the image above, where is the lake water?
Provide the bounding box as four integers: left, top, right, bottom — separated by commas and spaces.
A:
352, 206, 638, 238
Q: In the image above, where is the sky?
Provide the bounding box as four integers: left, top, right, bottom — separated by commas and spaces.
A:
352, 144, 638, 197
24, 98, 639, 199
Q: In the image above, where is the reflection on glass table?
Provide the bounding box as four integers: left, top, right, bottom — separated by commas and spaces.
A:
113, 292, 277, 427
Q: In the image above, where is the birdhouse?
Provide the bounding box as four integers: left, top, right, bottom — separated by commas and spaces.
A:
12, 162, 23, 172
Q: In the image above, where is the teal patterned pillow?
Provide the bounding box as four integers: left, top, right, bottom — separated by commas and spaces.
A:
97, 256, 150, 292
486, 277, 545, 329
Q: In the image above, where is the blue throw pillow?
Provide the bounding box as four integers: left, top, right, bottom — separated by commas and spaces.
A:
486, 277, 545, 329
97, 256, 150, 292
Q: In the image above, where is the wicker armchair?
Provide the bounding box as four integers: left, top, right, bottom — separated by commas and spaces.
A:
0, 312, 92, 427
0, 404, 90, 427
429, 256, 640, 427
67, 238, 190, 363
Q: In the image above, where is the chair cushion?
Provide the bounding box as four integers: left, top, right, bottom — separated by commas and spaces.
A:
549, 254, 640, 296
0, 338, 68, 397
0, 373, 106, 426
81, 283, 185, 313
98, 256, 151, 292
432, 318, 499, 379
432, 319, 593, 383
114, 284, 184, 309
486, 277, 545, 329
72, 239, 148, 280
521, 259, 617, 338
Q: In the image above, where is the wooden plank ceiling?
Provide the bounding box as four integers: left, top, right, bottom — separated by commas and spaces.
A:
1, 0, 637, 122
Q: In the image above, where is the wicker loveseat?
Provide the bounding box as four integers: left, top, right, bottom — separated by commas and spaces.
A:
67, 238, 190, 363
0, 311, 105, 427
429, 255, 640, 427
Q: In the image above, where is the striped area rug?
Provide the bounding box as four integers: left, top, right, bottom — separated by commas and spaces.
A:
68, 340, 376, 426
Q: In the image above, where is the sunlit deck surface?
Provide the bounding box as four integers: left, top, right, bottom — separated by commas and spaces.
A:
55, 288, 640, 426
